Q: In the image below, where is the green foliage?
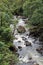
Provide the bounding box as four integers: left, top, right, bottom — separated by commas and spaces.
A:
0, 27, 18, 65
23, 0, 43, 27
0, 12, 12, 26
0, 0, 19, 65
30, 7, 43, 26
0, 42, 18, 65
0, 27, 13, 42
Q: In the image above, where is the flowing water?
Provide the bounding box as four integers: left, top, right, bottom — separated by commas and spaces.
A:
11, 16, 43, 65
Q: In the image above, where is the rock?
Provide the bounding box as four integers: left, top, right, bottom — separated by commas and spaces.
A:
18, 46, 22, 49
34, 63, 39, 65
18, 16, 26, 19
18, 16, 22, 19
36, 47, 43, 51
17, 26, 26, 33
36, 47, 43, 55
9, 46, 18, 52
22, 37, 27, 41
29, 57, 32, 60
18, 41, 21, 43
26, 33, 29, 36
19, 56, 22, 58
22, 16, 26, 19
18, 46, 22, 51
25, 41, 32, 46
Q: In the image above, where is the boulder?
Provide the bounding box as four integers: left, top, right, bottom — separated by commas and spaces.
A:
18, 41, 21, 43
36, 47, 43, 55
18, 16, 26, 19
22, 16, 26, 19
17, 26, 26, 33
22, 37, 27, 41
26, 33, 29, 36
18, 46, 22, 51
29, 57, 32, 60
9, 46, 18, 52
18, 46, 22, 49
18, 16, 22, 19
25, 41, 32, 46
36, 47, 43, 51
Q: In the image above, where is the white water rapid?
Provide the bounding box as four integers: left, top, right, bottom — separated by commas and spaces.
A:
12, 16, 43, 65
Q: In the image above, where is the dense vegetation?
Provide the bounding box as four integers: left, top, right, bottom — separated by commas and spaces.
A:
0, 0, 43, 65
23, 0, 43, 41
0, 0, 19, 65
23, 0, 43, 26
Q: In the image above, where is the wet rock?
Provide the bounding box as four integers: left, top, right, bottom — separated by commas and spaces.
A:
36, 47, 43, 55
36, 47, 43, 51
17, 26, 26, 33
29, 57, 32, 60
26, 33, 29, 36
22, 37, 27, 41
18, 41, 21, 43
34, 63, 39, 65
18, 16, 26, 19
18, 46, 22, 49
18, 46, 22, 51
25, 41, 32, 46
9, 46, 18, 52
22, 16, 26, 19
19, 56, 22, 58
18, 16, 22, 19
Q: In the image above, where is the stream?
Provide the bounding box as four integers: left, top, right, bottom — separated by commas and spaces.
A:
11, 16, 43, 65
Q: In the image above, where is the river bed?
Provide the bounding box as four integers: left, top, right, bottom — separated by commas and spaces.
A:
11, 16, 43, 65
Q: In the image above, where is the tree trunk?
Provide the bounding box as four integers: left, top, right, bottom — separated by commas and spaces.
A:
1, 16, 2, 26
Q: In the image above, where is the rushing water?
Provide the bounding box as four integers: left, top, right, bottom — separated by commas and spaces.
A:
11, 16, 43, 65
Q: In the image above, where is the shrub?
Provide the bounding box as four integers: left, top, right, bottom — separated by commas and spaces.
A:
0, 41, 18, 65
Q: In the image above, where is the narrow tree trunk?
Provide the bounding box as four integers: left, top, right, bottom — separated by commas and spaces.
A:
1, 16, 2, 26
